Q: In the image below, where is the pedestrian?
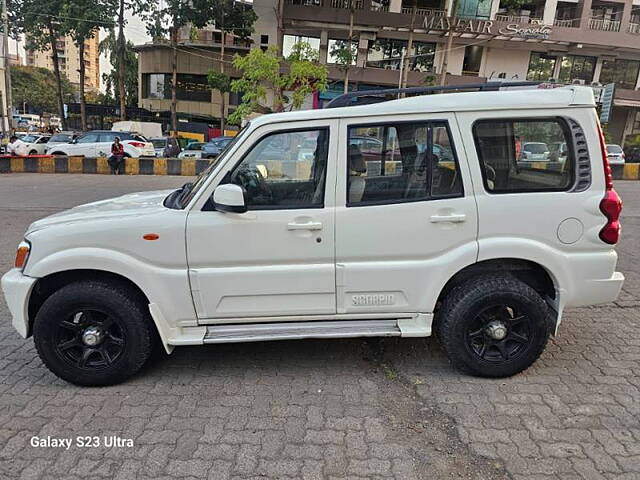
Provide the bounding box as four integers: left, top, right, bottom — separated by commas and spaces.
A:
7, 135, 29, 156
108, 136, 125, 174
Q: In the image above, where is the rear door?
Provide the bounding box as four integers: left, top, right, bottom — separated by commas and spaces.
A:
97, 132, 118, 157
335, 113, 478, 314
72, 132, 100, 157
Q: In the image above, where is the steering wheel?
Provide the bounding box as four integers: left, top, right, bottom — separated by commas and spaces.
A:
232, 165, 273, 205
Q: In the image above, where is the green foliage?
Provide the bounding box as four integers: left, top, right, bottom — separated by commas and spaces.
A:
229, 44, 328, 124
205, 0, 257, 39
208, 71, 232, 93
499, 0, 528, 14
329, 40, 356, 72
11, 66, 75, 113
100, 31, 139, 106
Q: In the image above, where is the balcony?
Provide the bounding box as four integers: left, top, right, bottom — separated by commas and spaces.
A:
553, 18, 579, 28
329, 0, 364, 8
588, 17, 621, 32
630, 22, 640, 34
400, 7, 446, 17
495, 14, 543, 24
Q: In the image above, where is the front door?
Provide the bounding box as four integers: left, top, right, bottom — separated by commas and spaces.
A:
72, 132, 99, 157
335, 114, 479, 314
186, 121, 337, 321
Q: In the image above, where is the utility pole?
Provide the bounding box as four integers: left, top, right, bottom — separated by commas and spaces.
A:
1, 0, 12, 133
439, 0, 458, 86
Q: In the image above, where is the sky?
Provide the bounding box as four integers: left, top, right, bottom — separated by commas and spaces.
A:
9, 11, 152, 92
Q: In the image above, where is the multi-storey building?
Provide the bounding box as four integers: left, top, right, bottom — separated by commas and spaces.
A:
25, 35, 101, 92
136, 0, 640, 145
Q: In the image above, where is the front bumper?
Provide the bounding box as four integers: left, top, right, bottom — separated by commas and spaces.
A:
1, 269, 37, 338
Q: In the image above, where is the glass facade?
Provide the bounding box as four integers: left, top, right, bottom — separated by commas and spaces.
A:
457, 0, 492, 19
558, 55, 596, 84
142, 74, 211, 102
600, 59, 640, 89
366, 39, 435, 72
526, 53, 557, 81
282, 35, 321, 58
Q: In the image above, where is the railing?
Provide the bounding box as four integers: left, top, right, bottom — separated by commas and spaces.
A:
401, 7, 446, 17
370, 1, 389, 12
494, 14, 543, 24
330, 0, 364, 9
553, 18, 579, 28
589, 17, 621, 32
285, 0, 322, 6
629, 22, 640, 34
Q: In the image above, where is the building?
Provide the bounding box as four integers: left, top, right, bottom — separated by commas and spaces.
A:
26, 35, 101, 91
136, 0, 640, 145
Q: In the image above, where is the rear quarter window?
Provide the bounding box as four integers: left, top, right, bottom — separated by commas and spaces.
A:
473, 118, 575, 193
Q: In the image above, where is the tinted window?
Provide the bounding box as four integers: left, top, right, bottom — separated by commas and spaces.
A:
473, 118, 574, 193
99, 132, 118, 142
225, 128, 329, 209
49, 134, 72, 143
606, 145, 623, 154
151, 139, 166, 148
347, 121, 462, 205
76, 133, 100, 144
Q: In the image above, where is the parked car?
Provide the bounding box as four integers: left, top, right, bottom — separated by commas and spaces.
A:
548, 142, 568, 162
177, 142, 206, 159
47, 132, 77, 148
1, 86, 624, 386
202, 136, 234, 159
519, 142, 550, 161
17, 134, 51, 155
606, 144, 625, 165
46, 131, 155, 158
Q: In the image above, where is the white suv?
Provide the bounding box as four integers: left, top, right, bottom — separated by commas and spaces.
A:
2, 86, 624, 386
46, 130, 156, 158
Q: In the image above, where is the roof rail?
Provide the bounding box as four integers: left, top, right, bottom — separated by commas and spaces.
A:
325, 81, 542, 109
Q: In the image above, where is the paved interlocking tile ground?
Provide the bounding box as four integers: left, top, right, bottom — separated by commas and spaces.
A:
0, 174, 638, 479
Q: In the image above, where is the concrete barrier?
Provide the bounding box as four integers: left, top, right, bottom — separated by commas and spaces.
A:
1, 155, 639, 179
0, 155, 212, 175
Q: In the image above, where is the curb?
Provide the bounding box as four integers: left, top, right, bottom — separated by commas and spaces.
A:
1, 155, 639, 179
0, 155, 212, 176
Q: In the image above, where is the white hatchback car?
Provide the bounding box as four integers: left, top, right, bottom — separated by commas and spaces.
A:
2, 86, 624, 386
18, 134, 52, 155
46, 130, 155, 158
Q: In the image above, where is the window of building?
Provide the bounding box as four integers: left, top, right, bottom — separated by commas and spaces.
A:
600, 59, 640, 90
526, 52, 557, 81
142, 74, 211, 102
328, 39, 358, 65
260, 34, 269, 44
142, 73, 168, 100
473, 118, 575, 193
366, 39, 435, 72
462, 46, 483, 75
457, 0, 492, 19
558, 55, 596, 84
282, 35, 321, 59
347, 121, 462, 206
225, 128, 329, 209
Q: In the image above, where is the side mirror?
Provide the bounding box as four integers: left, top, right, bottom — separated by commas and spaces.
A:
213, 184, 247, 214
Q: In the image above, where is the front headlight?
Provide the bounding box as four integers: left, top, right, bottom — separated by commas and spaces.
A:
14, 241, 30, 270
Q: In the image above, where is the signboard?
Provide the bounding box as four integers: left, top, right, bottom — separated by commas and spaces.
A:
600, 83, 616, 124
422, 16, 552, 40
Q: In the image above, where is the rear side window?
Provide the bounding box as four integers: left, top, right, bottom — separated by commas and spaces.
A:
473, 118, 574, 193
347, 121, 463, 206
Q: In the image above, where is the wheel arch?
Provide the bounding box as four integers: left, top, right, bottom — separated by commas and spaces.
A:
28, 269, 150, 338
435, 258, 559, 324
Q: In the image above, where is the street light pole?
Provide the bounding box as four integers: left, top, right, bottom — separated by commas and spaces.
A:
1, 0, 12, 130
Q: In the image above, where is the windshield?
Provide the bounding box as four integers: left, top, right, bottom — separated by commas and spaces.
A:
607, 145, 623, 154
21, 135, 38, 143
175, 128, 248, 209
524, 143, 548, 154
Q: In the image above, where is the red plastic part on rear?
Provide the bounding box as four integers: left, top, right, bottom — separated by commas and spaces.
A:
596, 120, 622, 244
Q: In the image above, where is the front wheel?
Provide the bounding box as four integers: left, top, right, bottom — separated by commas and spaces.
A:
33, 281, 155, 386
435, 274, 551, 378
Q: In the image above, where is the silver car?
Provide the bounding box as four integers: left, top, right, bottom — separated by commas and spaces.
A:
606, 144, 625, 166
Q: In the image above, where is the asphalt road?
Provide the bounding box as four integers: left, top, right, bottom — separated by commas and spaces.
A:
0, 174, 639, 480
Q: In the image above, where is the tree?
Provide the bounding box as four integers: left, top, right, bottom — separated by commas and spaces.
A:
145, 0, 211, 134
204, 0, 256, 132
11, 65, 75, 114
439, 0, 458, 86
21, 0, 70, 129
100, 31, 139, 107
329, 39, 356, 94
63, 0, 116, 130
229, 43, 328, 125
207, 70, 232, 130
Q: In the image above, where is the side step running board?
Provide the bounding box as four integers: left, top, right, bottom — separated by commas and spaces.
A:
203, 319, 401, 344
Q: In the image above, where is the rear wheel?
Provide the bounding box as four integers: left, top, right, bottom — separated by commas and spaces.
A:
33, 281, 154, 386
435, 274, 551, 378
29, 150, 38, 155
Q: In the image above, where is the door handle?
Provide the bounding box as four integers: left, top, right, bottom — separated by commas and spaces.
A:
429, 213, 466, 223
287, 221, 323, 231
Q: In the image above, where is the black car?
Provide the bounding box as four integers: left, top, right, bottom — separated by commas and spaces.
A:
202, 136, 234, 159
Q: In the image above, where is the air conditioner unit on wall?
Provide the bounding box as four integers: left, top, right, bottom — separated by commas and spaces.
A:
572, 79, 586, 85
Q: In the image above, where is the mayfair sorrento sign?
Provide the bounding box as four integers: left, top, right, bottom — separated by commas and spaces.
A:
423, 16, 552, 40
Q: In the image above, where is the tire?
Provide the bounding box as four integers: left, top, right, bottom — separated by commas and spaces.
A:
435, 274, 551, 378
51, 151, 66, 156
33, 281, 154, 386
29, 150, 38, 155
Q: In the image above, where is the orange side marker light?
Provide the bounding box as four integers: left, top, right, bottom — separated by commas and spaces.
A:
143, 233, 160, 241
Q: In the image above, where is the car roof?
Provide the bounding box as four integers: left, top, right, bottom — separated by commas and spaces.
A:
250, 86, 595, 128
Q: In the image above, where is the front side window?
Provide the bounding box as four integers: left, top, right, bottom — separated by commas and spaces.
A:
347, 121, 462, 206
225, 128, 329, 209
473, 118, 575, 193
77, 133, 99, 144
